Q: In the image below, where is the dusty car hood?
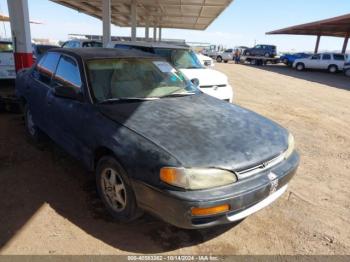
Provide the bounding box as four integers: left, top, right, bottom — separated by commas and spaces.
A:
98, 94, 288, 171
179, 68, 228, 86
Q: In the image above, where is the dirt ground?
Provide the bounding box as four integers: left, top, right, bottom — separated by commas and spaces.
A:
0, 64, 349, 255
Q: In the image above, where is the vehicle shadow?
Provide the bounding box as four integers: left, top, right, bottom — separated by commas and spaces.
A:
0, 114, 238, 253
243, 64, 350, 91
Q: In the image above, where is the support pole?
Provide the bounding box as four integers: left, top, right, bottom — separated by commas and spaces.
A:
314, 35, 321, 54
158, 27, 162, 42
153, 26, 157, 42
145, 16, 149, 41
131, 0, 137, 42
342, 33, 349, 54
102, 0, 111, 47
7, 0, 33, 71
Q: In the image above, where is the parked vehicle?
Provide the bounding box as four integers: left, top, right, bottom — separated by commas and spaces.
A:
293, 53, 347, 73
16, 48, 299, 229
196, 53, 214, 67
111, 41, 233, 102
216, 49, 234, 63
344, 58, 350, 77
62, 39, 102, 48
32, 44, 59, 62
0, 40, 15, 79
280, 53, 311, 66
244, 45, 277, 58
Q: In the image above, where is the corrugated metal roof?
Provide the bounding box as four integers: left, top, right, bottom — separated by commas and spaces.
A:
267, 13, 350, 38
50, 0, 233, 30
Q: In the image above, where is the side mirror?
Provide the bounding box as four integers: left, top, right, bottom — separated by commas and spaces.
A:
53, 83, 83, 101
191, 78, 200, 87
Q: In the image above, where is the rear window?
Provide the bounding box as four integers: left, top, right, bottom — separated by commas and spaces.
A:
0, 42, 13, 52
82, 41, 102, 48
333, 54, 345, 61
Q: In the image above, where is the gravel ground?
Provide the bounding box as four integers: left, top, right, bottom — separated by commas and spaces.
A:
0, 64, 349, 255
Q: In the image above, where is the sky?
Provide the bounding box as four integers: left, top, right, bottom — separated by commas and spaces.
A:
0, 0, 349, 52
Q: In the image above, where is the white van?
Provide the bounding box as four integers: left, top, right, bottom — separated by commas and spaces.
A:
109, 41, 234, 102
0, 41, 15, 79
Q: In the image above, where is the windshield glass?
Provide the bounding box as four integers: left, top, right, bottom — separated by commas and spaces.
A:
0, 42, 13, 52
87, 58, 199, 102
154, 48, 203, 69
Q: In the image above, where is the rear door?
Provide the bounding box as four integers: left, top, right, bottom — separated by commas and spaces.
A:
321, 54, 332, 69
27, 52, 61, 133
0, 41, 15, 79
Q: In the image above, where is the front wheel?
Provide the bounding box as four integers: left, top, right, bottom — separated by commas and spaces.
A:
264, 53, 270, 58
224, 60, 228, 63
296, 63, 305, 71
216, 56, 223, 63
96, 156, 141, 222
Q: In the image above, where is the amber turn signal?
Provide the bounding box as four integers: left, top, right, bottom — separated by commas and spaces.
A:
191, 204, 230, 216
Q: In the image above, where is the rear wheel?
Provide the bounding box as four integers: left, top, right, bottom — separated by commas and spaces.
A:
216, 56, 223, 63
224, 60, 228, 63
96, 156, 141, 222
296, 63, 305, 71
328, 65, 338, 74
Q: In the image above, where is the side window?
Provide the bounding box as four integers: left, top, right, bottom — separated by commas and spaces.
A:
255, 45, 261, 49
34, 53, 60, 85
322, 54, 331, 60
62, 42, 70, 48
311, 54, 321, 60
333, 54, 345, 61
53, 55, 82, 88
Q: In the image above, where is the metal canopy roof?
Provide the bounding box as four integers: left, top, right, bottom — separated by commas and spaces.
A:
51, 0, 233, 30
267, 13, 350, 38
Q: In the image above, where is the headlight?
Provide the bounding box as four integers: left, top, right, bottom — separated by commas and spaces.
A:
160, 167, 237, 190
284, 133, 295, 159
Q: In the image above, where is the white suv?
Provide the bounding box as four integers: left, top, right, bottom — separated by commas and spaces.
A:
0, 41, 15, 79
293, 53, 347, 73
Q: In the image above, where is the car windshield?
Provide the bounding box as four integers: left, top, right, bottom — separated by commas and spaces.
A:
0, 42, 13, 52
87, 58, 199, 102
154, 48, 204, 69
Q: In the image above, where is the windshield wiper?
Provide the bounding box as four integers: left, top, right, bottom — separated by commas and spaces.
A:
161, 92, 197, 98
98, 97, 159, 104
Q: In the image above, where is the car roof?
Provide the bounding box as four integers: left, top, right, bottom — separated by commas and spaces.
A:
47, 47, 160, 60
111, 41, 190, 50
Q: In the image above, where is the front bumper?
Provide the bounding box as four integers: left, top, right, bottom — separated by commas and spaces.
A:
133, 151, 299, 229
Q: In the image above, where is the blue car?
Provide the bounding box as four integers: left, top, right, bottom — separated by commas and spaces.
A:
280, 53, 311, 66
15, 48, 299, 229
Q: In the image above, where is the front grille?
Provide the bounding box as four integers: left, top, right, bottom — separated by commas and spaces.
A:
236, 153, 285, 179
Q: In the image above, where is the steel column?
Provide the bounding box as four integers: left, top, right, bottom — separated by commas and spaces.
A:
131, 0, 137, 42
314, 35, 321, 54
153, 26, 157, 42
7, 0, 33, 71
342, 33, 349, 54
158, 27, 162, 42
102, 0, 111, 47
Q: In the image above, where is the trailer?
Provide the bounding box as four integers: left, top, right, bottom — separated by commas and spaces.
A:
240, 55, 280, 66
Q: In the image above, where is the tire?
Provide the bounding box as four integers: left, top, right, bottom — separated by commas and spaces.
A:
245, 51, 251, 56
24, 104, 43, 142
296, 63, 305, 71
283, 59, 289, 65
264, 53, 270, 58
224, 60, 228, 63
345, 68, 350, 77
216, 56, 223, 63
96, 156, 140, 222
328, 65, 338, 74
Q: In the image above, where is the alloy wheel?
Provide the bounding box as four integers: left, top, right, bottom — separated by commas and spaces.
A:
101, 168, 127, 212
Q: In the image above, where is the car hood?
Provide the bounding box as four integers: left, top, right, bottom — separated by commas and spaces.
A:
179, 68, 228, 86
97, 94, 288, 171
